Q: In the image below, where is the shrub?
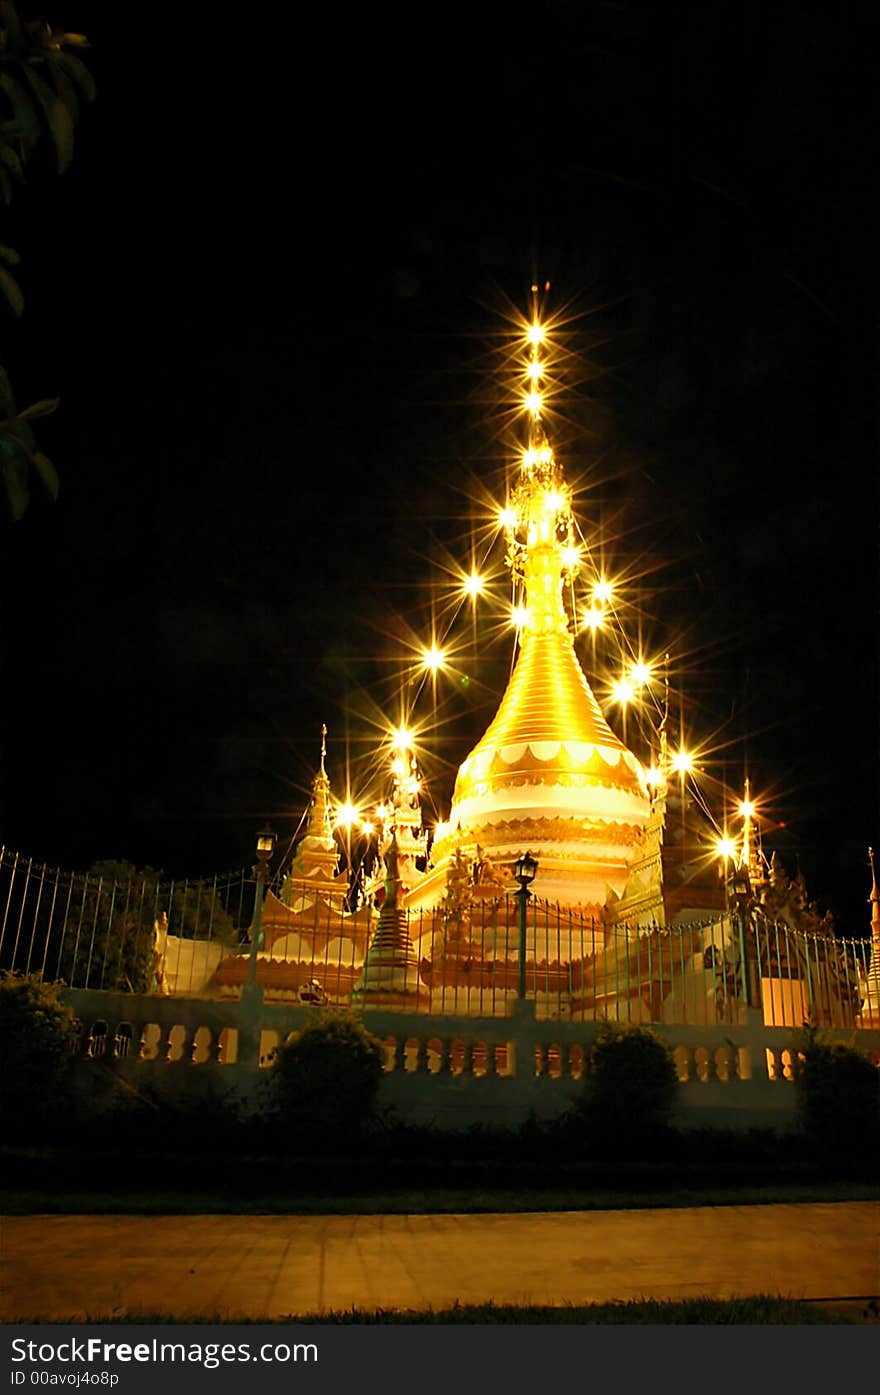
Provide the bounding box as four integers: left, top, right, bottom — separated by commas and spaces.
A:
0, 972, 78, 1132
795, 1028, 880, 1159
575, 1023, 679, 1147
267, 1011, 386, 1149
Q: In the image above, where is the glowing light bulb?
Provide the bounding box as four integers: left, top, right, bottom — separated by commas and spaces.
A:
336, 801, 359, 828
375, 804, 390, 822
561, 544, 580, 570
525, 358, 542, 382
434, 820, 450, 842
738, 799, 755, 819
593, 578, 613, 604
360, 821, 374, 837
539, 445, 552, 464
498, 506, 517, 530
543, 489, 565, 512
671, 750, 693, 775
644, 764, 662, 787
526, 322, 544, 347
630, 659, 652, 687
581, 608, 604, 631
716, 835, 738, 862
463, 572, 484, 598
612, 677, 636, 707
390, 726, 413, 751
524, 390, 543, 416
422, 645, 445, 672
522, 447, 537, 469
511, 603, 529, 628
391, 757, 406, 778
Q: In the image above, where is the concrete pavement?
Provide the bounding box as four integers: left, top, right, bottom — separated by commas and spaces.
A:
2, 1203, 878, 1320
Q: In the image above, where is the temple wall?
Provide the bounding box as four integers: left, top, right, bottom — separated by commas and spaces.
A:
60, 988, 880, 1135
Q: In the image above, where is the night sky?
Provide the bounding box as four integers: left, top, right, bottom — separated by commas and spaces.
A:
1, 4, 876, 932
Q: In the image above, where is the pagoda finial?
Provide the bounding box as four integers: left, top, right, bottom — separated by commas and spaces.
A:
499, 291, 585, 642
869, 847, 880, 936
739, 776, 753, 871
308, 723, 332, 839
522, 281, 549, 424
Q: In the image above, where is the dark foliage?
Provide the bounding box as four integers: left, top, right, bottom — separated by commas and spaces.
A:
569, 1023, 680, 1149
0, 971, 76, 1129
266, 1011, 386, 1148
795, 1027, 880, 1159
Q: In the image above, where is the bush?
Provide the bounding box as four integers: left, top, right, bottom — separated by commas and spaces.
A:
267, 1011, 386, 1150
574, 1023, 679, 1148
0, 972, 78, 1133
795, 1028, 880, 1159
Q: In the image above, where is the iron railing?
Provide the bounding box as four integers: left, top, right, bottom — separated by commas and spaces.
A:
0, 845, 875, 1027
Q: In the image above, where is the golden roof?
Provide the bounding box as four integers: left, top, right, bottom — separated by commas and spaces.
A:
453, 627, 644, 803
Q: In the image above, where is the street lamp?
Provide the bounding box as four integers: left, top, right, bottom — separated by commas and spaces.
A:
513, 851, 538, 999
727, 865, 753, 1007
246, 824, 276, 992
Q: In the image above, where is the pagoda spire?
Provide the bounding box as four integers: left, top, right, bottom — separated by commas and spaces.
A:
354, 828, 427, 1009
426, 296, 650, 909
858, 847, 880, 1026
309, 722, 333, 840
869, 846, 880, 936
282, 723, 343, 900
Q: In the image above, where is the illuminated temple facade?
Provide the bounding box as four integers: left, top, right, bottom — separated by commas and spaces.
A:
201, 307, 878, 1029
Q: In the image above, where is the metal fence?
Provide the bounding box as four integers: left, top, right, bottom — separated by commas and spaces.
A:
0, 846, 254, 995
0, 845, 875, 1027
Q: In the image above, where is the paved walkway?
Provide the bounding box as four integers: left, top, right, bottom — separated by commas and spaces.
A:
2, 1203, 878, 1320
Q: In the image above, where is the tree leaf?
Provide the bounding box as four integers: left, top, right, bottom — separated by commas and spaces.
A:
0, 264, 24, 316
4, 416, 36, 450
1, 455, 29, 521
18, 396, 59, 420
49, 63, 79, 125
55, 51, 96, 104
18, 62, 74, 171
0, 365, 17, 413
30, 449, 58, 498
56, 32, 90, 49
0, 244, 21, 264
0, 2, 26, 48
0, 73, 41, 149
0, 140, 24, 179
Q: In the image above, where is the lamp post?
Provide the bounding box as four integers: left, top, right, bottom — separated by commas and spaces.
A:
727, 865, 753, 1008
513, 851, 538, 999
246, 825, 276, 993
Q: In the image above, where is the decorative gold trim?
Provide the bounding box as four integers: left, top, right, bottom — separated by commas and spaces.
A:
460, 816, 643, 849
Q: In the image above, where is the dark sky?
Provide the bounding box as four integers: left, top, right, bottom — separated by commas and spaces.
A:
1, 3, 876, 931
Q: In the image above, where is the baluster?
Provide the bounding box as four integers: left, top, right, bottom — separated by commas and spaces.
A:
438, 1038, 452, 1073
163, 1023, 182, 1062
461, 1039, 474, 1076
673, 1044, 691, 1083
392, 1037, 406, 1072
416, 1038, 429, 1074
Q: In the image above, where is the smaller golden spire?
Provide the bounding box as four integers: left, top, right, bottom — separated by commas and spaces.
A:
869, 847, 880, 936
308, 723, 333, 840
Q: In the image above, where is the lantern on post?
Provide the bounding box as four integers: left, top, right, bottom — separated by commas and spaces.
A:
513, 851, 538, 1000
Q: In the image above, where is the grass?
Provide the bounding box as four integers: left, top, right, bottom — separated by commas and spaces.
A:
8, 1298, 874, 1324
5, 1181, 880, 1216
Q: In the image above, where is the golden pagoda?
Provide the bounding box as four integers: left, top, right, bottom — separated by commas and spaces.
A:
409, 308, 651, 911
